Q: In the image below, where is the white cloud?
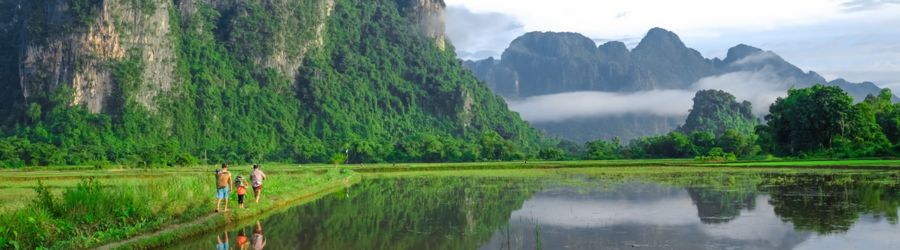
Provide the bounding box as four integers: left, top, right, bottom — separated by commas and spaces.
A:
446, 0, 850, 40
842, 0, 900, 11
507, 69, 791, 123
445, 6, 524, 60
693, 70, 789, 115
733, 52, 779, 66
507, 90, 694, 123
511, 194, 700, 228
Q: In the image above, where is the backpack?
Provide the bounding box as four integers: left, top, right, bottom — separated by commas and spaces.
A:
235, 176, 245, 187
216, 171, 231, 188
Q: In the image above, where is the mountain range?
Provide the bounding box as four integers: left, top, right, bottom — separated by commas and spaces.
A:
464, 28, 896, 142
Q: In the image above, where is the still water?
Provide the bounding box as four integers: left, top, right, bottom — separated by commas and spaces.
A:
172, 171, 900, 249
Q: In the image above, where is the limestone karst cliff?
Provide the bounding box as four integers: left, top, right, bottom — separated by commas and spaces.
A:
0, 0, 543, 166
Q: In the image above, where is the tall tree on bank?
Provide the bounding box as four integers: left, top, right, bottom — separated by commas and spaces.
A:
758, 84, 891, 156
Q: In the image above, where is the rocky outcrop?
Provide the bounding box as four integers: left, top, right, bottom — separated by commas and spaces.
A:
402, 0, 446, 50
17, 0, 175, 112
631, 28, 717, 90
10, 0, 345, 113
677, 89, 758, 136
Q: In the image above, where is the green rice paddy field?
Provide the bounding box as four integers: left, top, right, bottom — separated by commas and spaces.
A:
1, 159, 899, 249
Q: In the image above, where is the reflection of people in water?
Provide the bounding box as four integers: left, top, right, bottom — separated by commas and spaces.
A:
251, 220, 267, 250
216, 231, 229, 250
237, 229, 250, 250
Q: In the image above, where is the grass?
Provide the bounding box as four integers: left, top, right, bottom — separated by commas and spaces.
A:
0, 165, 355, 249
1, 158, 900, 249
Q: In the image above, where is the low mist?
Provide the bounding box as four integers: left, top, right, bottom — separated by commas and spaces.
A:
507, 90, 693, 123
508, 70, 791, 123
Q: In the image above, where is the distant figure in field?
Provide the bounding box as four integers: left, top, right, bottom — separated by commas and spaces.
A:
251, 220, 266, 250
250, 164, 267, 204
235, 175, 249, 209
216, 164, 233, 212
216, 230, 229, 250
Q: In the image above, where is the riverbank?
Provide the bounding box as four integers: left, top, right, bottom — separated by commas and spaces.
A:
0, 166, 356, 249
99, 174, 359, 250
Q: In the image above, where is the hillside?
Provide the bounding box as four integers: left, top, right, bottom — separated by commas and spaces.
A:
677, 89, 759, 136
0, 0, 544, 167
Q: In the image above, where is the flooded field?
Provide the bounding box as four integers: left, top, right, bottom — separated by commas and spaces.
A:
173, 169, 900, 249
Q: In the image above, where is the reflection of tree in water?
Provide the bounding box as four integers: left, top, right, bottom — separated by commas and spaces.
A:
763, 174, 900, 234
687, 188, 756, 224
256, 177, 542, 249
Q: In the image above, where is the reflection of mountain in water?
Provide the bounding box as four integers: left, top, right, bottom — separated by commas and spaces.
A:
172, 174, 900, 249
481, 183, 810, 250
687, 188, 756, 224
481, 177, 900, 250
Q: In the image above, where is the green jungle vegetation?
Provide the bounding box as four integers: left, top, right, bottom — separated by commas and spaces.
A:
578, 86, 900, 161
0, 0, 544, 169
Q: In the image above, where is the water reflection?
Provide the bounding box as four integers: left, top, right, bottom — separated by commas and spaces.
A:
481, 185, 808, 249
171, 173, 900, 249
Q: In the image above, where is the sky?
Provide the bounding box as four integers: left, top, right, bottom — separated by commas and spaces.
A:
444, 0, 900, 90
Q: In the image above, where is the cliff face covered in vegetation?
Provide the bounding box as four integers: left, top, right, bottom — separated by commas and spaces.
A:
677, 90, 758, 136
0, 0, 544, 167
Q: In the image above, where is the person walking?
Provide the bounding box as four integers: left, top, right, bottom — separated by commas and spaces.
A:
250, 164, 267, 204
216, 164, 233, 212
235, 175, 249, 209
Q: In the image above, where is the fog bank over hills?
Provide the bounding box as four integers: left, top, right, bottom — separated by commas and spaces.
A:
463, 28, 896, 142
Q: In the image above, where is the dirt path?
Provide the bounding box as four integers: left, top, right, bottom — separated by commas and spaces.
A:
96, 176, 358, 250
96, 213, 219, 250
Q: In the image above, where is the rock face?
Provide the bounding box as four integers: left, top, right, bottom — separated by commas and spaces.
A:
4, 0, 340, 114
468, 28, 891, 100
465, 28, 896, 142
631, 28, 718, 90
15, 0, 176, 112
402, 0, 446, 50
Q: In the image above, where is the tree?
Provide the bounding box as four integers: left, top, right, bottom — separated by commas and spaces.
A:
759, 84, 891, 157
762, 85, 854, 155
717, 129, 758, 157
584, 139, 622, 160
538, 147, 565, 160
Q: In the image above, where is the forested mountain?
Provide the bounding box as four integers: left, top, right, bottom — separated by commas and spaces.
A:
464, 28, 895, 142
0, 0, 545, 167
677, 90, 758, 136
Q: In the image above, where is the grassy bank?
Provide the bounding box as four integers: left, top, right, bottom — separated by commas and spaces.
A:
0, 166, 355, 249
